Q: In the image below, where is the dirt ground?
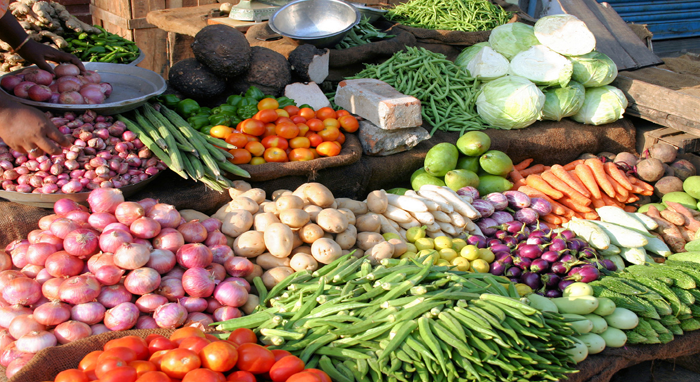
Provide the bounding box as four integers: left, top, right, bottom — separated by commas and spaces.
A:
611, 361, 700, 382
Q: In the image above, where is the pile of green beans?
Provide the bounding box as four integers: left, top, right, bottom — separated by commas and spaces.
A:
63, 26, 140, 63
386, 0, 511, 32
335, 17, 396, 50
213, 253, 580, 382
350, 47, 490, 134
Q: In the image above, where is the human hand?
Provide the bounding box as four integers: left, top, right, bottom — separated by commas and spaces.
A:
17, 39, 85, 74
0, 98, 70, 156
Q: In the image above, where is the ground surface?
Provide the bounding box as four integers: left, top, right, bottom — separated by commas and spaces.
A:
611, 361, 700, 382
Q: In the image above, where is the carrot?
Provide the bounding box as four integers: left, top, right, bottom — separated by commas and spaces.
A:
563, 159, 585, 171
558, 196, 593, 213
584, 158, 615, 198
583, 211, 600, 220
625, 194, 639, 204
541, 214, 562, 225
550, 164, 590, 197
525, 174, 564, 199
519, 164, 545, 177
544, 166, 551, 171
514, 158, 534, 171
518, 186, 572, 217
601, 193, 624, 208
606, 174, 629, 199
630, 184, 648, 195
603, 162, 633, 191
574, 164, 602, 200
629, 177, 654, 196
559, 216, 570, 224
540, 171, 591, 206
623, 205, 637, 213
508, 168, 525, 183
591, 198, 605, 209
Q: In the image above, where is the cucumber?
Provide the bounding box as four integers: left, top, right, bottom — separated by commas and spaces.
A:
644, 235, 673, 258
575, 332, 606, 355
552, 296, 599, 315
563, 282, 594, 297
563, 337, 589, 364
632, 212, 658, 231
564, 218, 610, 250
592, 297, 616, 316
599, 327, 627, 348
599, 244, 621, 256
684, 239, 700, 252
619, 246, 648, 265
589, 220, 649, 248
561, 313, 593, 335
604, 307, 639, 330
525, 293, 558, 313
596, 206, 652, 235
668, 252, 700, 264
583, 314, 609, 334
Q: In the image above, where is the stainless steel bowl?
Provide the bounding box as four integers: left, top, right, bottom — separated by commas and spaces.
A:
350, 3, 387, 23
269, 0, 361, 48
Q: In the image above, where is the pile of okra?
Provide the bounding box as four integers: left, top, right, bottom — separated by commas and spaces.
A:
63, 26, 140, 64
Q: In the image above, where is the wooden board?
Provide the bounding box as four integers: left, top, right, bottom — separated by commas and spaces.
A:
643, 127, 700, 154
206, 17, 259, 32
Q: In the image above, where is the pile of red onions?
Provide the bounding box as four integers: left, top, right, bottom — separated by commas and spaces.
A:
0, 188, 256, 378
1, 64, 112, 104
0, 109, 164, 194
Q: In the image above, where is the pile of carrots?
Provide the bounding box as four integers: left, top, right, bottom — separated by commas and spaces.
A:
508, 157, 654, 227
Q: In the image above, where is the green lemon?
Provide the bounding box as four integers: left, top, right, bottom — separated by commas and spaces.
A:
451, 257, 470, 271
478, 248, 496, 263
471, 259, 490, 273
406, 226, 427, 243
461, 245, 480, 261
405, 243, 417, 254
400, 251, 417, 260
415, 238, 435, 251
436, 259, 451, 267
433, 236, 453, 250
451, 239, 467, 253
439, 248, 459, 262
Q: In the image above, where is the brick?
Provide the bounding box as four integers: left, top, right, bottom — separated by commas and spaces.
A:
358, 120, 430, 156
284, 82, 331, 111
335, 78, 422, 130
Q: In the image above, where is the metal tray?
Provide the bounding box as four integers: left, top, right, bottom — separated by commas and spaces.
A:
0, 172, 160, 209
0, 62, 167, 115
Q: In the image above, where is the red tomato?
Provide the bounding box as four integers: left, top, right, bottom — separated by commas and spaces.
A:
182, 368, 226, 382
322, 118, 340, 129
229, 149, 252, 165
236, 343, 276, 374
304, 369, 332, 382
205, 334, 219, 343
160, 349, 201, 379
179, 337, 211, 355
291, 115, 307, 124
318, 126, 340, 142
286, 371, 323, 382
99, 347, 138, 363
275, 109, 290, 118
315, 107, 337, 121
95, 357, 130, 380
336, 110, 350, 118
256, 109, 279, 123
101, 366, 138, 382
146, 334, 166, 344
227, 329, 257, 346
336, 132, 346, 145
249, 157, 266, 165
263, 147, 288, 163
306, 118, 324, 132
296, 123, 310, 137
136, 371, 172, 382
338, 115, 359, 133
275, 121, 300, 139
55, 369, 89, 382
241, 119, 266, 136
269, 355, 305, 382
305, 132, 323, 148
289, 136, 310, 149
225, 133, 249, 149
298, 108, 316, 120
105, 336, 149, 360
149, 337, 177, 355
149, 350, 170, 370
262, 123, 277, 138
226, 370, 256, 382
284, 105, 301, 116
245, 141, 265, 157
129, 360, 158, 377
199, 341, 238, 373
271, 349, 293, 362
288, 148, 314, 162
261, 135, 289, 151
316, 141, 341, 157
258, 98, 279, 110
79, 350, 102, 372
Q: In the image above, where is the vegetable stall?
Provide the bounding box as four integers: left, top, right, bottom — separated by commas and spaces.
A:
0, 0, 699, 381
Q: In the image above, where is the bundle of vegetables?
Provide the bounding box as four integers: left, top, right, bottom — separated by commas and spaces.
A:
214, 253, 581, 382
0, 110, 162, 194
385, 0, 511, 32
350, 47, 488, 134
334, 17, 396, 50
118, 104, 250, 192
62, 26, 140, 64
2, 63, 112, 104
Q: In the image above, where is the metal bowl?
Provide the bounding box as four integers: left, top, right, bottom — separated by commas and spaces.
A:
0, 62, 166, 115
269, 0, 361, 48
350, 3, 387, 23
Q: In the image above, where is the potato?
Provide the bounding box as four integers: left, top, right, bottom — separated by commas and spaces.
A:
366, 241, 395, 265
255, 212, 281, 232
212, 203, 238, 222
292, 231, 303, 249
256, 253, 291, 270
304, 205, 323, 221
241, 294, 259, 315
225, 234, 234, 248
356, 232, 385, 251
180, 209, 210, 222
262, 267, 295, 289
272, 189, 292, 201
311, 238, 343, 264
388, 238, 407, 257
221, 210, 254, 237
229, 197, 259, 214
335, 224, 357, 250
337, 208, 356, 226
356, 213, 382, 233
232, 231, 266, 258
228, 181, 252, 198
367, 190, 388, 214
330, 200, 338, 209
299, 223, 324, 244
264, 223, 294, 258
336, 198, 368, 215
289, 253, 318, 272
276, 195, 304, 211
263, 202, 279, 214
279, 209, 310, 229
292, 246, 312, 255
344, 248, 364, 258
303, 183, 335, 208
239, 188, 266, 204
244, 264, 263, 283
316, 209, 348, 233
323, 233, 334, 240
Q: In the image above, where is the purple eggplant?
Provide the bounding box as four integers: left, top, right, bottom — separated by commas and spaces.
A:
559, 254, 576, 263
503, 236, 518, 248
510, 278, 520, 283
549, 238, 567, 252
495, 230, 508, 240
558, 279, 576, 292
599, 258, 617, 272
495, 251, 511, 261
488, 239, 503, 247
483, 192, 508, 210
521, 272, 542, 290
490, 243, 510, 254
542, 273, 561, 289
578, 247, 597, 259
551, 261, 568, 275
515, 208, 539, 225
558, 229, 576, 240
514, 233, 528, 242
506, 267, 522, 278
491, 211, 514, 225
530, 258, 550, 274
504, 190, 531, 209
513, 256, 532, 270
545, 289, 563, 298
471, 199, 495, 218
499, 255, 513, 265
502, 220, 524, 234
489, 260, 508, 276
457, 186, 479, 200
529, 197, 552, 216
517, 244, 542, 259
540, 251, 561, 263
568, 238, 586, 251
468, 235, 487, 248
566, 265, 600, 283
477, 218, 499, 236
521, 226, 531, 236
527, 236, 546, 246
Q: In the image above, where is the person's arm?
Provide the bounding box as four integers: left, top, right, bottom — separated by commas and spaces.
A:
0, 91, 70, 155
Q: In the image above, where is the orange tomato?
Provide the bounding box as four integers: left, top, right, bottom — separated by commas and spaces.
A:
275, 109, 290, 118
227, 329, 258, 347
226, 370, 256, 382
249, 157, 266, 165
149, 337, 177, 355
336, 132, 346, 145
182, 368, 226, 382
263, 147, 288, 163
315, 107, 337, 120
291, 115, 307, 124
200, 341, 238, 373
210, 125, 233, 139
336, 110, 350, 118
258, 98, 279, 110
306, 118, 324, 132
284, 105, 300, 116
261, 135, 289, 151
136, 371, 172, 382
236, 343, 276, 374
179, 337, 211, 354
305, 132, 323, 147
275, 122, 299, 139
146, 334, 165, 344
322, 118, 340, 129
274, 116, 294, 125
316, 141, 341, 157
296, 123, 309, 137
99, 347, 138, 363
309, 148, 319, 158
332, 141, 342, 149
95, 357, 130, 380
304, 369, 332, 382
170, 328, 206, 344
225, 133, 249, 149
262, 123, 277, 138
228, 149, 252, 164
160, 349, 201, 379
289, 137, 310, 149
271, 350, 293, 362
100, 366, 138, 382
149, 350, 170, 369
318, 126, 340, 142
244, 134, 260, 143
269, 356, 305, 382
286, 371, 322, 382
241, 119, 266, 136
245, 141, 265, 157
79, 350, 102, 372
338, 115, 359, 133
55, 369, 89, 382
255, 109, 279, 123
298, 107, 315, 120
104, 337, 149, 361
129, 360, 158, 377
288, 148, 314, 162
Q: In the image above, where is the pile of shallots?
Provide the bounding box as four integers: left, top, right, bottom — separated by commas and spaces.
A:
1, 64, 112, 104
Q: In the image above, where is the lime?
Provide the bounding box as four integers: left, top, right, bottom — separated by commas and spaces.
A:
478, 248, 495, 263
433, 236, 453, 250
383, 233, 401, 241
400, 251, 417, 260
451, 257, 470, 271
461, 245, 480, 261
451, 238, 467, 253
406, 226, 427, 242
439, 248, 458, 262
405, 243, 418, 254
471, 259, 490, 273
417, 249, 436, 258
415, 238, 435, 251
436, 259, 451, 267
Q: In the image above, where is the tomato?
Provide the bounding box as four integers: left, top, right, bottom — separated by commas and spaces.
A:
291, 115, 307, 124
286, 372, 323, 382
289, 148, 314, 162
275, 122, 299, 139
227, 329, 257, 346
263, 147, 288, 163
241, 119, 266, 136
289, 137, 310, 149
199, 341, 238, 372
338, 115, 359, 133
210, 125, 233, 139
136, 371, 172, 382
146, 334, 166, 344
336, 110, 350, 118
284, 105, 300, 116
255, 109, 279, 123
236, 343, 275, 374
226, 370, 256, 382
149, 350, 170, 369
179, 336, 211, 355
271, 350, 292, 362
149, 337, 177, 355
316, 141, 341, 157
315, 107, 337, 120
100, 366, 138, 382
309, 148, 319, 159
105, 337, 149, 360
160, 349, 201, 379
298, 107, 316, 120
304, 369, 331, 382
258, 98, 279, 110
225, 133, 249, 149
296, 123, 309, 137
99, 347, 138, 363
275, 109, 290, 118
306, 118, 324, 132
245, 141, 265, 157
305, 132, 323, 147
244, 134, 260, 143
182, 368, 226, 382
95, 357, 130, 380
55, 369, 88, 382
262, 123, 277, 137
79, 350, 103, 372
228, 149, 252, 165
129, 360, 158, 377
322, 118, 339, 129
269, 355, 305, 382
336, 132, 346, 145
261, 135, 289, 151
318, 126, 340, 142
250, 157, 266, 165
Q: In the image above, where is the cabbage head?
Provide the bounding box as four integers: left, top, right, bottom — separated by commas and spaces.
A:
455, 42, 509, 81
534, 14, 596, 56
476, 76, 545, 130
509, 45, 573, 87
488, 23, 540, 60
571, 86, 628, 125
569, 51, 618, 87
542, 81, 585, 121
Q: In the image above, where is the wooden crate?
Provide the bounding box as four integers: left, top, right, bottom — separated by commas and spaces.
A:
643, 127, 700, 154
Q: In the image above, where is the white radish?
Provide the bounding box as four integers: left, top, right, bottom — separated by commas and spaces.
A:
417, 190, 453, 213
405, 191, 439, 211
410, 211, 435, 225
431, 210, 452, 223
438, 222, 459, 236
422, 185, 481, 219
383, 204, 413, 224
427, 230, 446, 238
399, 218, 421, 230
425, 221, 442, 233
398, 228, 408, 241
386, 194, 428, 213
450, 212, 467, 228
378, 214, 401, 236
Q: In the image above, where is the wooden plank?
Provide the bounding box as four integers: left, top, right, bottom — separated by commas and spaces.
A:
626, 103, 700, 138
206, 17, 259, 31
643, 128, 700, 154
91, 4, 133, 39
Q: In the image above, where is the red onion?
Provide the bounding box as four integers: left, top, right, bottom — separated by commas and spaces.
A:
58, 274, 100, 305
35, 232, 63, 251
97, 284, 132, 308
0, 306, 32, 329
176, 244, 213, 269
80, 85, 105, 104
0, 271, 25, 291
103, 302, 138, 331
5, 240, 28, 256
20, 264, 43, 278
153, 302, 187, 329
224, 277, 251, 292
185, 312, 213, 328
54, 198, 83, 217
0, 254, 10, 273
115, 201, 145, 226
82, 71, 102, 84
88, 212, 118, 231
54, 320, 91, 344
54, 63, 81, 77
135, 294, 168, 313
63, 228, 99, 258
209, 246, 233, 266
206, 263, 227, 283
70, 302, 105, 325
0, 75, 22, 92
90, 323, 110, 335
41, 278, 63, 301
5, 351, 33, 378
3, 278, 41, 306
136, 315, 158, 329
158, 278, 185, 302
177, 220, 208, 243
32, 301, 70, 326
25, 243, 56, 266
10, 243, 30, 268
114, 243, 150, 270
213, 306, 242, 322
213, 281, 248, 308
16, 330, 55, 353
103, 222, 129, 233
146, 249, 176, 274
1, 343, 21, 367
12, 81, 35, 99
99, 229, 133, 253
64, 209, 90, 225
38, 214, 59, 230
30, 295, 50, 309
130, 217, 161, 239
28, 84, 52, 101
204, 230, 227, 247
153, 228, 185, 253
181, 267, 216, 298
87, 188, 124, 214
162, 267, 185, 281
34, 268, 51, 284
179, 297, 208, 313
61, 179, 83, 193
8, 314, 44, 340
147, 204, 181, 229
200, 218, 222, 233
224, 256, 255, 278
94, 264, 124, 285
24, 69, 52, 86
206, 298, 222, 314
87, 252, 114, 273
124, 267, 161, 295
133, 237, 153, 250
48, 218, 78, 240
0, 330, 13, 353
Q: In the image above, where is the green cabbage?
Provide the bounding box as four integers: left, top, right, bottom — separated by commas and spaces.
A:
488, 23, 540, 60
455, 42, 509, 81
476, 76, 545, 130
571, 86, 628, 125
542, 81, 585, 121
509, 45, 573, 87
570, 51, 618, 87
534, 14, 596, 56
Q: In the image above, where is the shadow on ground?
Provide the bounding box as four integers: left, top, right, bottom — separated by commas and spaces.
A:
611, 361, 700, 382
